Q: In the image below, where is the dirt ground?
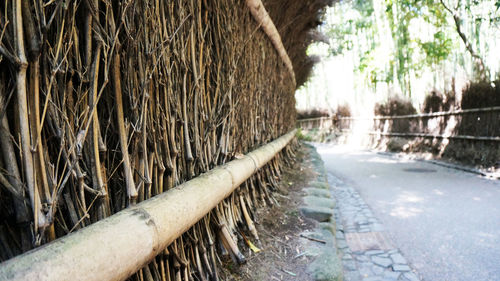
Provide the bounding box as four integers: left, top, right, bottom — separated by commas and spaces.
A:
219, 144, 319, 281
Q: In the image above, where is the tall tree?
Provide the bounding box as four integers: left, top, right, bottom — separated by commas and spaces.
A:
440, 0, 488, 79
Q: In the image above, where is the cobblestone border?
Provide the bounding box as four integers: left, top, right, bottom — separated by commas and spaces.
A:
329, 173, 421, 281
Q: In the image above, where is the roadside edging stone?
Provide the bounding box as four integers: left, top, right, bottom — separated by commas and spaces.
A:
305, 188, 332, 198
300, 144, 344, 281
310, 181, 330, 190
303, 196, 336, 209
300, 206, 333, 222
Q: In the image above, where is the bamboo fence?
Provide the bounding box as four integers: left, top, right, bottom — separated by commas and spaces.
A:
0, 0, 331, 280
298, 107, 500, 142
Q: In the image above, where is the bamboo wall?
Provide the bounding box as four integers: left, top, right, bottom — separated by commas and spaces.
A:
0, 0, 335, 279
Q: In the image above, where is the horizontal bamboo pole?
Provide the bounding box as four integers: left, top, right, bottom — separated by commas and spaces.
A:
367, 131, 500, 142
296, 106, 500, 123
0, 130, 297, 281
296, 116, 330, 123
334, 129, 500, 142
342, 106, 500, 121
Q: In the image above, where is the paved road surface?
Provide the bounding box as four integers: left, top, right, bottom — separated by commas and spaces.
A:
316, 144, 500, 281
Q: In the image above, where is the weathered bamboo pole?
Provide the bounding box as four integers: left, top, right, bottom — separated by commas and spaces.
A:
0, 130, 296, 281
245, 0, 296, 86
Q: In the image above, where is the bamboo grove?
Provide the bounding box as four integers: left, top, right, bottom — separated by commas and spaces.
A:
0, 0, 331, 280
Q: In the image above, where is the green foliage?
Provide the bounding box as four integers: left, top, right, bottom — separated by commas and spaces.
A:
419, 31, 452, 66
326, 0, 376, 57
325, 0, 499, 97
326, 23, 354, 56
298, 0, 500, 112
296, 128, 314, 141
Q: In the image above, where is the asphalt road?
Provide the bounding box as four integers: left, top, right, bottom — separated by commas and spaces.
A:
315, 144, 500, 281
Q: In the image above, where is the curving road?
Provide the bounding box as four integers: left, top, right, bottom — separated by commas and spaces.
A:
315, 144, 500, 281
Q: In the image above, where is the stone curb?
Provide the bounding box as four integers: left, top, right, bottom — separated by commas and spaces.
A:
305, 188, 332, 198
300, 144, 344, 281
